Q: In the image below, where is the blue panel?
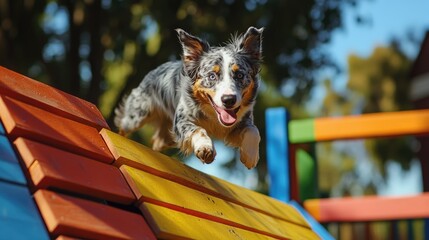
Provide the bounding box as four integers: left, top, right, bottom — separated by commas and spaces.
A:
265, 107, 290, 202
0, 135, 27, 185
0, 181, 49, 240
290, 201, 334, 240
0, 122, 5, 135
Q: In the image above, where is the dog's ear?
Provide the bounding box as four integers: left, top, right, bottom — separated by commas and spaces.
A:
238, 27, 263, 61
176, 29, 209, 79
176, 29, 209, 63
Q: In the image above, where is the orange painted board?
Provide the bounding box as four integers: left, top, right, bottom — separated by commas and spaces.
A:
140, 202, 280, 240
0, 66, 108, 130
101, 129, 310, 227
14, 138, 135, 205
122, 165, 318, 240
34, 189, 156, 240
304, 193, 429, 222
314, 109, 429, 142
0, 96, 113, 163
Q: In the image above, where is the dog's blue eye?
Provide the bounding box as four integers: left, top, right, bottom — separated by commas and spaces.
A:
209, 73, 217, 80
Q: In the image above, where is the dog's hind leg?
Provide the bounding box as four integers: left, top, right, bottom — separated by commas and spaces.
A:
114, 87, 152, 136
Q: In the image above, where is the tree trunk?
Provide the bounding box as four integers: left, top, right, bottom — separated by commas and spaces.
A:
86, 0, 102, 105
65, 0, 83, 97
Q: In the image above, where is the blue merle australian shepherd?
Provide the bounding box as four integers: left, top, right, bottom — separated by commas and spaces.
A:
114, 27, 263, 169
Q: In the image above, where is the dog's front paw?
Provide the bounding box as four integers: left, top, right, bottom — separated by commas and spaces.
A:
240, 127, 260, 169
192, 129, 216, 164
195, 144, 216, 164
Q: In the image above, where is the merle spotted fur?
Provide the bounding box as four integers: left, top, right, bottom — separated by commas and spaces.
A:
114, 27, 263, 169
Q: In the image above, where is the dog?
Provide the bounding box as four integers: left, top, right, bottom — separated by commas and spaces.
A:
114, 26, 263, 169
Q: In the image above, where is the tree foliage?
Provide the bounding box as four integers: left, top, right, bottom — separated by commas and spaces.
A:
0, 0, 360, 108
347, 44, 412, 113
348, 44, 415, 171
318, 44, 415, 196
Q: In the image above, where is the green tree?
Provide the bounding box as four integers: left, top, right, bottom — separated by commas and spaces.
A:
348, 44, 415, 173
318, 43, 415, 195
348, 44, 412, 113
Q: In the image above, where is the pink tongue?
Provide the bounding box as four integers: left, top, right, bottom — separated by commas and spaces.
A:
215, 106, 237, 125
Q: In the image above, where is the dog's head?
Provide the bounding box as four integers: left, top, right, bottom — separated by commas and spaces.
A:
176, 27, 263, 127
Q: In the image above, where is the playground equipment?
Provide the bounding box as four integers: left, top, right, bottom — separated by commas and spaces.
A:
266, 108, 429, 239
0, 66, 325, 239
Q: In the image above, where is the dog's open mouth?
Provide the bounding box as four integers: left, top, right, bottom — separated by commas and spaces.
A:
208, 96, 240, 126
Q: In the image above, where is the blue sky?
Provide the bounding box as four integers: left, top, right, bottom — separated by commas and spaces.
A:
320, 0, 429, 93
330, 0, 429, 61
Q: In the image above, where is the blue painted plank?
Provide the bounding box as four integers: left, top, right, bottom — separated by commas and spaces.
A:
0, 181, 49, 239
0, 122, 5, 135
0, 135, 27, 185
290, 201, 334, 240
265, 107, 290, 202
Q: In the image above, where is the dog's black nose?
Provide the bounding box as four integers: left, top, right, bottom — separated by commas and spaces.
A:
221, 95, 237, 108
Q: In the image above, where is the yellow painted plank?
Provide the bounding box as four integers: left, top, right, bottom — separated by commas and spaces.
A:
141, 202, 278, 240
100, 129, 309, 227
224, 178, 310, 227
122, 166, 319, 239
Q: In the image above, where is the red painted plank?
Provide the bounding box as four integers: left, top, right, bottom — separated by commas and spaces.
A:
34, 190, 156, 240
0, 96, 113, 163
0, 66, 109, 130
304, 193, 429, 222
14, 138, 135, 205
